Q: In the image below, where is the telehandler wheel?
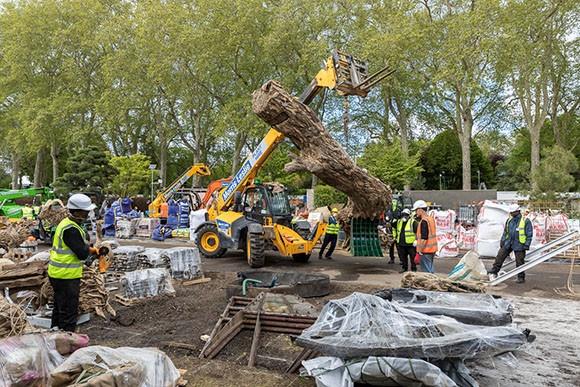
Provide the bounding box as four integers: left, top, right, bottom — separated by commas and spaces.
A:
292, 253, 311, 263
246, 231, 265, 268
197, 224, 227, 258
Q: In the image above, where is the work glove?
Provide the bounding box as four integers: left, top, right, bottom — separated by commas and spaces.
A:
85, 255, 97, 267
89, 247, 99, 255
412, 240, 417, 247
414, 253, 421, 265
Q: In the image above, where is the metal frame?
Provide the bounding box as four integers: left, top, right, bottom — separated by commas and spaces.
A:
487, 233, 580, 286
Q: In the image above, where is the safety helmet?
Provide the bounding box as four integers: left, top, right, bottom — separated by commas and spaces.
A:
508, 204, 520, 213
332, 208, 339, 213
412, 200, 428, 211
67, 193, 96, 211
401, 208, 411, 216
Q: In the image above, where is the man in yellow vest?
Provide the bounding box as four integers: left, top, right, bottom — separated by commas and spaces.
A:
48, 193, 98, 331
319, 208, 340, 260
394, 209, 418, 273
413, 200, 438, 273
488, 204, 533, 283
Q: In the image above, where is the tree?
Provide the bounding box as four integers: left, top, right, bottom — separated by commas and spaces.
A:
531, 145, 578, 199
109, 154, 151, 197
358, 140, 422, 190
421, 130, 494, 190
53, 146, 112, 195
496, 0, 577, 187
314, 185, 347, 208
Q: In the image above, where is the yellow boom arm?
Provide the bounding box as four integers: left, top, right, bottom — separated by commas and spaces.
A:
149, 164, 211, 217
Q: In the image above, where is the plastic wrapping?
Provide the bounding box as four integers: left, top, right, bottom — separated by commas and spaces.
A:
189, 209, 207, 242
301, 356, 459, 387
111, 246, 146, 272
163, 247, 201, 280
0, 332, 89, 387
134, 218, 160, 238
122, 268, 175, 299
136, 248, 169, 269
437, 233, 459, 257
296, 293, 528, 359
376, 288, 513, 326
115, 219, 135, 239
448, 250, 487, 281
50, 346, 179, 387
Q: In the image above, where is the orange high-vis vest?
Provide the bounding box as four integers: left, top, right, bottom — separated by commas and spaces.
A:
160, 202, 169, 218
416, 215, 438, 254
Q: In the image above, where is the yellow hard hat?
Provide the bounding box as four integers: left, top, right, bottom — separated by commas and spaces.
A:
332, 208, 339, 213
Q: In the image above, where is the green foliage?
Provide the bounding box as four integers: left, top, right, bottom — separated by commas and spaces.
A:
109, 154, 151, 197
258, 143, 311, 194
531, 146, 578, 199
53, 146, 112, 194
358, 140, 422, 189
420, 131, 494, 189
314, 185, 347, 208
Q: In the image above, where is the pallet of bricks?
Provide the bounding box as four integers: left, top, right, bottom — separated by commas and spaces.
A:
547, 214, 579, 259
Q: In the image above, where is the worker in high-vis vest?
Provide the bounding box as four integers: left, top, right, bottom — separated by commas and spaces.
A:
48, 193, 98, 332
488, 204, 533, 283
319, 208, 340, 260
21, 204, 34, 219
395, 208, 418, 273
413, 200, 438, 273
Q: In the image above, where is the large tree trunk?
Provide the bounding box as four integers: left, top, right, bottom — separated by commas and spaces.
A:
530, 123, 541, 178
11, 154, 20, 189
33, 148, 45, 187
231, 131, 247, 176
252, 81, 391, 218
50, 142, 59, 184
458, 133, 471, 191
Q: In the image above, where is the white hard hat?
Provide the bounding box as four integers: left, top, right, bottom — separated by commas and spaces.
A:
67, 193, 96, 211
402, 208, 411, 215
508, 204, 520, 212
412, 200, 428, 211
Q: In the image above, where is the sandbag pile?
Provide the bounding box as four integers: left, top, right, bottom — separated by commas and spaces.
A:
0, 218, 36, 251
0, 332, 89, 387
50, 346, 180, 387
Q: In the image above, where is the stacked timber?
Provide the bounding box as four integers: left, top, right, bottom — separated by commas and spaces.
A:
0, 218, 36, 251
0, 261, 46, 290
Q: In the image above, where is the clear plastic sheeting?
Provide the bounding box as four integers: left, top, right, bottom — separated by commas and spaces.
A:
375, 288, 513, 326
296, 293, 529, 359
111, 245, 146, 272
50, 346, 180, 387
0, 334, 64, 387
301, 356, 459, 387
122, 268, 175, 299
163, 247, 201, 280
136, 248, 169, 269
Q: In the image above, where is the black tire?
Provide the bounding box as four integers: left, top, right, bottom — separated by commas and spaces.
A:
247, 232, 265, 268
292, 253, 311, 263
196, 224, 227, 258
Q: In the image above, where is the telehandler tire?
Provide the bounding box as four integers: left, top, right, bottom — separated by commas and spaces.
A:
197, 224, 227, 258
246, 231, 265, 268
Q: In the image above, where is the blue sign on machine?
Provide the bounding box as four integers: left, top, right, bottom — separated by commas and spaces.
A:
222, 139, 267, 203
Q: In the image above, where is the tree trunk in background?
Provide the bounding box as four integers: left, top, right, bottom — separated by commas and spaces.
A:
253, 81, 391, 218
159, 141, 168, 187
11, 154, 20, 189
458, 133, 471, 191
50, 142, 59, 184
530, 124, 541, 178
391, 95, 410, 190
33, 149, 45, 187
231, 131, 247, 176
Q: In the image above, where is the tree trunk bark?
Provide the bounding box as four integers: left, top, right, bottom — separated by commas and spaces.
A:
459, 135, 471, 191
159, 141, 168, 187
530, 124, 541, 179
50, 142, 59, 184
33, 148, 45, 187
11, 153, 20, 189
252, 81, 391, 218
231, 131, 246, 176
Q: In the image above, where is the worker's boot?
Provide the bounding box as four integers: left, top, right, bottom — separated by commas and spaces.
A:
516, 276, 525, 284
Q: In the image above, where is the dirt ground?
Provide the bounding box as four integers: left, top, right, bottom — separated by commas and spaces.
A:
78, 242, 580, 386
80, 272, 382, 386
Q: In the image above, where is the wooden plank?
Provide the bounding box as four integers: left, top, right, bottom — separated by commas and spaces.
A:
199, 297, 234, 358
204, 310, 244, 359
0, 262, 45, 280
163, 341, 198, 351
247, 297, 265, 367
0, 275, 45, 289
182, 277, 211, 286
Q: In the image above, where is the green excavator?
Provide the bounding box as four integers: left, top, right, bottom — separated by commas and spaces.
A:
0, 187, 54, 219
